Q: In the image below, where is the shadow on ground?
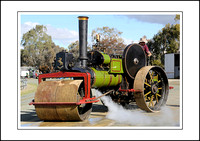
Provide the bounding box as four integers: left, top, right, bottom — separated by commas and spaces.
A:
92, 104, 108, 112
166, 104, 180, 107
21, 109, 40, 122
21, 103, 140, 122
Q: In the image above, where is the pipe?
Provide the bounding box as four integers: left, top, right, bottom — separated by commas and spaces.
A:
78, 16, 89, 68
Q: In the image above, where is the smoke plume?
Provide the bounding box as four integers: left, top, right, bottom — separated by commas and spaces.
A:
93, 89, 179, 126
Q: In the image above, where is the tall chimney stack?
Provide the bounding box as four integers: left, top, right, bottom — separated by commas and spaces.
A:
78, 16, 88, 68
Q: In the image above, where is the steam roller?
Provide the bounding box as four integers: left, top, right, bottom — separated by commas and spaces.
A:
29, 16, 171, 121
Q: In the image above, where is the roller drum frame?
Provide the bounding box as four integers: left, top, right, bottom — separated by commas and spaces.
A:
35, 80, 92, 121
31, 71, 96, 121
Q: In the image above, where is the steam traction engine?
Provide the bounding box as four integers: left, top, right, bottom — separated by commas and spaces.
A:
30, 16, 169, 121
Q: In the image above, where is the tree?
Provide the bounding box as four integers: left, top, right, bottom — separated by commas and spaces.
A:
21, 25, 64, 68
174, 14, 180, 21
68, 40, 91, 60
21, 49, 28, 66
68, 40, 79, 60
91, 27, 126, 54
67, 27, 126, 59
147, 16, 180, 68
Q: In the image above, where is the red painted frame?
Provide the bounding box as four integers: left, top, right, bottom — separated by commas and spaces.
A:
118, 87, 142, 93
29, 98, 99, 105
38, 71, 91, 98
29, 71, 100, 106
118, 86, 173, 93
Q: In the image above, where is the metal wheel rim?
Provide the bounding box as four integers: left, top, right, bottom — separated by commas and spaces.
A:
134, 66, 169, 112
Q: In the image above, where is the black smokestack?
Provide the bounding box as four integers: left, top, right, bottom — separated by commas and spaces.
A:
78, 16, 88, 68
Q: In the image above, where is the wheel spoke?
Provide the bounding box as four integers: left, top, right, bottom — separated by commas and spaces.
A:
148, 97, 151, 107
156, 94, 159, 103
145, 71, 162, 108
156, 93, 161, 97
144, 91, 151, 97
144, 82, 151, 87
151, 71, 154, 76
151, 95, 154, 107
148, 95, 154, 107
149, 71, 154, 83
153, 74, 158, 82
134, 66, 169, 112
145, 96, 147, 101
154, 75, 161, 85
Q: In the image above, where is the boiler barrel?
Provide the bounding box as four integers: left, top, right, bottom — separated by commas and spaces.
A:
91, 67, 122, 88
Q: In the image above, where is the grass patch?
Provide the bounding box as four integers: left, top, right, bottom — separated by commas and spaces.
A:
21, 83, 38, 96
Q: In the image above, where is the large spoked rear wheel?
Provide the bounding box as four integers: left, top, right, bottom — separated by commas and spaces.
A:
134, 66, 169, 112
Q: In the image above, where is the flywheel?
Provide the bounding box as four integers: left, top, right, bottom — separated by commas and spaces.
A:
123, 44, 146, 79
34, 80, 92, 121
134, 66, 169, 112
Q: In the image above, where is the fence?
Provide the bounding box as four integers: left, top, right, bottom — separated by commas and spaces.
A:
20, 77, 27, 90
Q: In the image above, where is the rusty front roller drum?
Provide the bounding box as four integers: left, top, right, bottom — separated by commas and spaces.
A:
34, 80, 92, 121
134, 66, 169, 112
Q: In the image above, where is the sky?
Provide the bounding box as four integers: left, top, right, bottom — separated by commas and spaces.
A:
20, 14, 179, 49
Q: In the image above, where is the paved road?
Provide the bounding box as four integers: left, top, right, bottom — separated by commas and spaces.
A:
20, 79, 180, 128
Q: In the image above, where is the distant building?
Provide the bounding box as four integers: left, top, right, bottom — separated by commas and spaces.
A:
20, 66, 36, 78
164, 53, 180, 79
